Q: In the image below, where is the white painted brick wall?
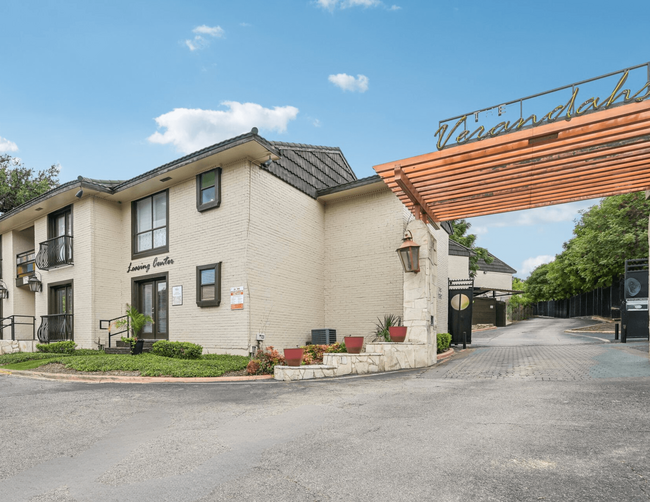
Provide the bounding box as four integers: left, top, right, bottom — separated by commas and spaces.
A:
324, 187, 405, 342
247, 165, 326, 351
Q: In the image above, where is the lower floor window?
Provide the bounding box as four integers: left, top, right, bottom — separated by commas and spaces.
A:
196, 262, 221, 307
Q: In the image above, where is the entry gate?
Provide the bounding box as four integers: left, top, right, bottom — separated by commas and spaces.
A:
449, 279, 474, 345
622, 259, 649, 341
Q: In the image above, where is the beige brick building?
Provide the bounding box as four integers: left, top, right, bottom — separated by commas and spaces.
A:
0, 130, 451, 355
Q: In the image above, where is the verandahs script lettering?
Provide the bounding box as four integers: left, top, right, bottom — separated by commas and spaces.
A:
435, 70, 650, 150
126, 256, 175, 274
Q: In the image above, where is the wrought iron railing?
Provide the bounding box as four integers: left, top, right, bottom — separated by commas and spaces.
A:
36, 236, 73, 271
99, 315, 130, 348
0, 315, 36, 341
37, 314, 74, 343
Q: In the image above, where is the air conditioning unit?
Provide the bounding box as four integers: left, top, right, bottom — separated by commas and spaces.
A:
311, 329, 336, 345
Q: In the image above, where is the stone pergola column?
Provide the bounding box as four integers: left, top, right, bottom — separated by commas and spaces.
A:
402, 219, 437, 365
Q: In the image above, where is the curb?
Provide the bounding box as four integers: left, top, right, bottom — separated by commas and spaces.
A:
437, 348, 454, 361
0, 368, 274, 384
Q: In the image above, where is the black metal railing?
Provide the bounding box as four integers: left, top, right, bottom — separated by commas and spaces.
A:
16, 250, 35, 286
37, 314, 74, 343
99, 315, 130, 348
36, 236, 73, 271
0, 315, 36, 341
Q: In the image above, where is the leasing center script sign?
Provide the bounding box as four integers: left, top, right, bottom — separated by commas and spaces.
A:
435, 67, 650, 151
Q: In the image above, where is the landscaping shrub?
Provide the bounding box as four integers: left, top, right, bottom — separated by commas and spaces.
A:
246, 346, 284, 375
151, 340, 203, 359
437, 333, 452, 354
36, 341, 77, 354
301, 342, 347, 364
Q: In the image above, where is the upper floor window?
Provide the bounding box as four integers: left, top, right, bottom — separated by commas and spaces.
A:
196, 168, 221, 212
132, 190, 168, 258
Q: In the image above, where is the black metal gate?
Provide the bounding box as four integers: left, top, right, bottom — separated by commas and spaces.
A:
622, 259, 649, 341
449, 279, 474, 345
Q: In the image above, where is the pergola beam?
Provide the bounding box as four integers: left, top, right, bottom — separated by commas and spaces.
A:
394, 165, 440, 229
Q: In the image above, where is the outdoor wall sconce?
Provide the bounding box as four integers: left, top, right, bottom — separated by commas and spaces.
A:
0, 280, 8, 299
396, 230, 420, 273
28, 273, 43, 293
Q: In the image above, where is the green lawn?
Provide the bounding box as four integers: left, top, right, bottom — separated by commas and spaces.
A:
0, 351, 250, 377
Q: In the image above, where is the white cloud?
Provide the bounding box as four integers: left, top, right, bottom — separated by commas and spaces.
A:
193, 25, 224, 37
317, 0, 396, 10
519, 255, 555, 277
185, 25, 224, 51
240, 22, 252, 27
328, 73, 369, 92
148, 102, 299, 154
313, 118, 321, 127
0, 136, 18, 152
472, 225, 488, 235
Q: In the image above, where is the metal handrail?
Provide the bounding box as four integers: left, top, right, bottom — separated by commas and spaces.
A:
36, 235, 74, 271
0, 315, 36, 341
99, 315, 130, 348
37, 314, 74, 343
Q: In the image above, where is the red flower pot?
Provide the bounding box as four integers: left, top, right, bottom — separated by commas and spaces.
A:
284, 348, 304, 367
344, 336, 364, 354
388, 326, 407, 342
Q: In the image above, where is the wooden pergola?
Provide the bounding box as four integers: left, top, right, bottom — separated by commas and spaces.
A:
374, 100, 650, 224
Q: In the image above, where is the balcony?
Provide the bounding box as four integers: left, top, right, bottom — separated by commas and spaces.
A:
37, 314, 74, 343
36, 235, 74, 271
15, 250, 35, 288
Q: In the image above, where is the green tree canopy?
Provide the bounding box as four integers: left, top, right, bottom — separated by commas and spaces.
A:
0, 155, 60, 214
522, 192, 650, 304
449, 219, 493, 277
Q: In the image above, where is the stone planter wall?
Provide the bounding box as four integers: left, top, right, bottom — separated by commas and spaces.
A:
0, 340, 38, 355
274, 341, 436, 381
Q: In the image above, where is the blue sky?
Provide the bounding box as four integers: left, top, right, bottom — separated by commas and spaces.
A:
1, 0, 649, 278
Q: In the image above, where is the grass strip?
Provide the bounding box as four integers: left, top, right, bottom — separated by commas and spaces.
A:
0, 352, 249, 377
3, 359, 66, 371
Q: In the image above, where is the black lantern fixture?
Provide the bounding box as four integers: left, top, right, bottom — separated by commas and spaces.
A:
396, 230, 420, 273
0, 279, 8, 300
28, 273, 42, 293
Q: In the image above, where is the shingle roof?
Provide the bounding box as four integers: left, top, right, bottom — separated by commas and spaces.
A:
477, 252, 517, 274
449, 239, 475, 257
265, 142, 357, 198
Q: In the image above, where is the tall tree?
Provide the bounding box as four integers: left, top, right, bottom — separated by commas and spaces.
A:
523, 192, 650, 303
0, 155, 60, 214
449, 219, 493, 277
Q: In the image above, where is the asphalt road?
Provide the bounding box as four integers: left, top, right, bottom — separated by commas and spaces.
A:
1, 317, 649, 502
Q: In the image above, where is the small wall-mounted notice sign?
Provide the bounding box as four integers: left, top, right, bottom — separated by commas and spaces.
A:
231, 286, 244, 310
172, 286, 183, 306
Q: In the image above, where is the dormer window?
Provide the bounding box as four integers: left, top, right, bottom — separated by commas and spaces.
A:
132, 190, 168, 259
196, 168, 221, 212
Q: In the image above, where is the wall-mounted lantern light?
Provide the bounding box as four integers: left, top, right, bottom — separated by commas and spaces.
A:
396, 230, 420, 273
0, 280, 9, 299
28, 273, 43, 293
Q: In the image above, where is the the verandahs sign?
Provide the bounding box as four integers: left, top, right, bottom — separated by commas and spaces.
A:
435, 69, 650, 151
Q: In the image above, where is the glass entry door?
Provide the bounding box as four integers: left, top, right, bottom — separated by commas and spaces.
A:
49, 284, 73, 341
136, 278, 168, 339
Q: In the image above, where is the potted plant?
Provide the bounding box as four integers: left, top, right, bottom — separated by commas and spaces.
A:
374, 314, 404, 342
115, 304, 154, 355
283, 347, 304, 367
343, 336, 364, 354
388, 317, 407, 342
